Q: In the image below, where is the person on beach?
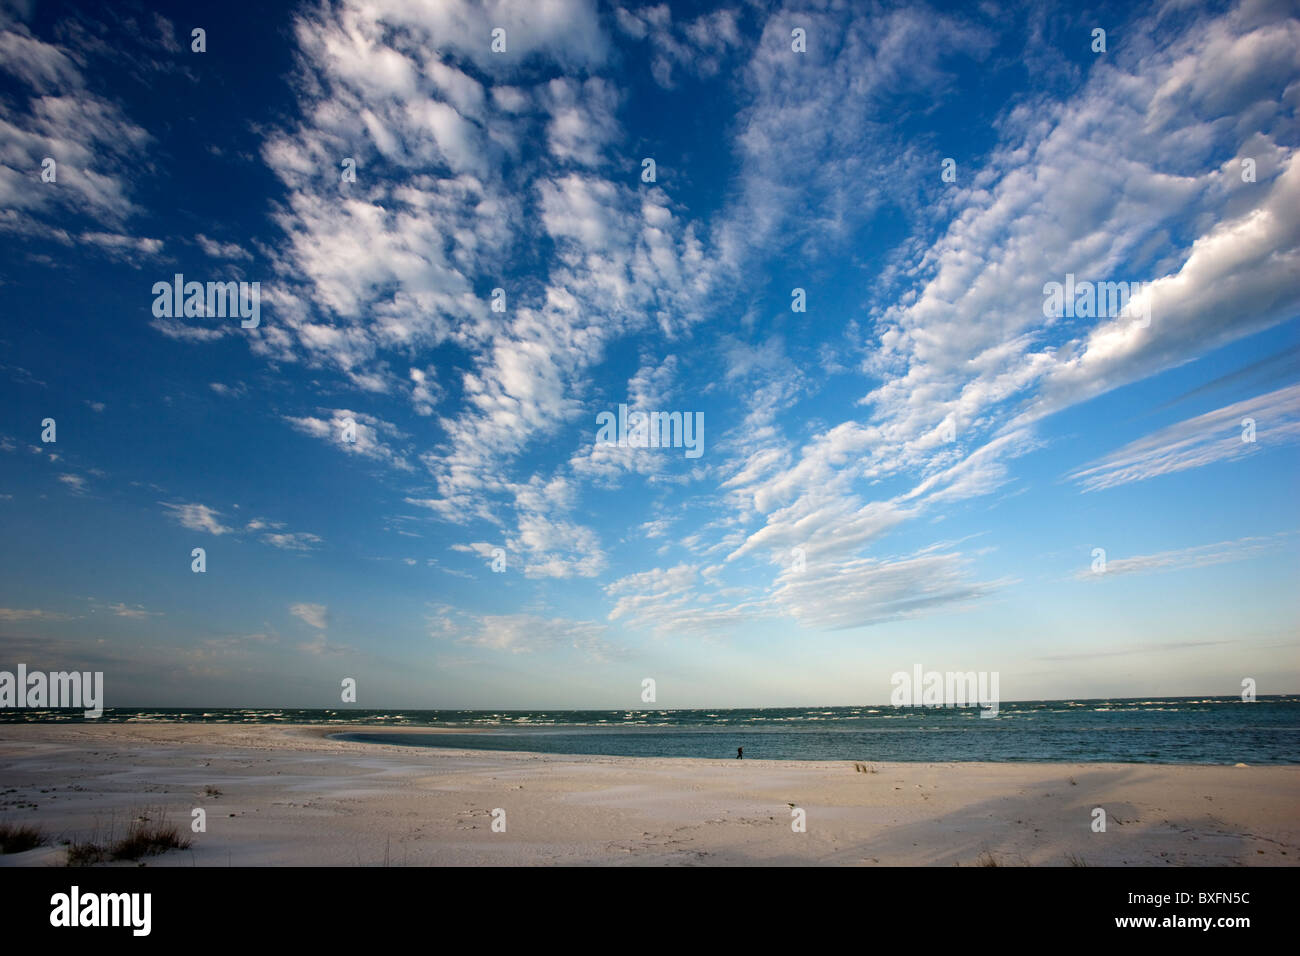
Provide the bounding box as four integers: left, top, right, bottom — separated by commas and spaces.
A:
736, 747, 743, 759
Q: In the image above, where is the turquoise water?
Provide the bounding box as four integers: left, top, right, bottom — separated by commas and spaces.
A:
4, 697, 1297, 763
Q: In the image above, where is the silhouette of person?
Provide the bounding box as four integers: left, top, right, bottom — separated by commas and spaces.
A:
736, 747, 743, 759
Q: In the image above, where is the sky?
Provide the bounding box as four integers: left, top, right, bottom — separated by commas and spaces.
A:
0, 0, 1297, 710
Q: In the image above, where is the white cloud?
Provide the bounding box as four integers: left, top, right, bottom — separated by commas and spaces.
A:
264, 531, 323, 552
0, 13, 156, 253
252, 0, 722, 553
861, 6, 1300, 467
541, 77, 620, 166
283, 409, 413, 471
104, 602, 157, 619
408, 366, 442, 416
195, 234, 252, 260
77, 232, 163, 259
160, 502, 233, 535
770, 550, 1009, 631
1068, 384, 1300, 491
718, 1, 1299, 612
615, 5, 743, 89
150, 319, 231, 343
0, 607, 68, 622
604, 562, 763, 635
289, 602, 328, 629
1076, 536, 1286, 579
297, 634, 349, 656
430, 607, 612, 659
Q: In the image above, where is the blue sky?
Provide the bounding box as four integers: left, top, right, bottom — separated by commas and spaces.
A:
1, 0, 1297, 709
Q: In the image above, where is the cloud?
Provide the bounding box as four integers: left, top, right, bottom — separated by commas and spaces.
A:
1068, 384, 1300, 491
603, 541, 1011, 635
297, 634, 349, 656
77, 231, 163, 259
540, 76, 621, 166
161, 502, 233, 535
1077, 536, 1287, 580
604, 562, 764, 635
195, 233, 252, 260
103, 602, 157, 619
208, 382, 247, 398
436, 481, 607, 578
160, 503, 322, 555
57, 473, 87, 493
718, 0, 1299, 602
289, 602, 328, 629
430, 606, 612, 659
150, 319, 231, 343
770, 549, 1009, 631
408, 366, 442, 416
1035, 639, 1230, 662
19, 0, 1291, 679
0, 607, 69, 622
0, 12, 157, 253
251, 0, 720, 550
249, 0, 614, 397
449, 541, 501, 565
863, 4, 1300, 460
263, 531, 323, 552
509, 510, 606, 579
614, 5, 743, 89
715, 4, 992, 277
606, 562, 697, 624
0, 22, 83, 88
283, 409, 413, 471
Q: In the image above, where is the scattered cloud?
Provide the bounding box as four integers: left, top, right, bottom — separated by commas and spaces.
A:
289, 602, 328, 629
284, 409, 413, 471
57, 473, 87, 493
0, 607, 70, 622
1077, 536, 1287, 580
263, 531, 323, 552
161, 502, 233, 535
1068, 384, 1300, 492
195, 233, 252, 260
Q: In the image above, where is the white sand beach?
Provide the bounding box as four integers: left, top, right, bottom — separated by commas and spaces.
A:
1, 723, 1296, 866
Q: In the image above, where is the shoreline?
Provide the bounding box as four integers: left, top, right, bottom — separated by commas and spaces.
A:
324, 727, 1294, 766
1, 722, 1296, 866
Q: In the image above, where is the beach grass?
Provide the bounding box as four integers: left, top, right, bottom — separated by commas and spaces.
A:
0, 821, 48, 854
64, 808, 192, 865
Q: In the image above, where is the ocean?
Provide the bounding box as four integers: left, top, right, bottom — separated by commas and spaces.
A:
3, 696, 1297, 763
